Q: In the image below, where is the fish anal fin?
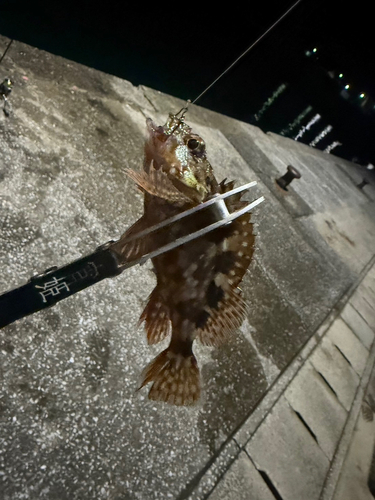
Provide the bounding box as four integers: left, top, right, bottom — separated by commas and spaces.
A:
139, 288, 171, 345
138, 346, 200, 406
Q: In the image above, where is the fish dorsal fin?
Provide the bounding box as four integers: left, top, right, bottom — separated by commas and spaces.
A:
219, 178, 249, 212
197, 287, 247, 346
197, 212, 255, 347
223, 212, 255, 287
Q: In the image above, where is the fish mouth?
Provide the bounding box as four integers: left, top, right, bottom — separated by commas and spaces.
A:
146, 118, 168, 142
146, 115, 191, 140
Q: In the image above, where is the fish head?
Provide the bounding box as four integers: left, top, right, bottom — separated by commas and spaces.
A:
144, 114, 217, 201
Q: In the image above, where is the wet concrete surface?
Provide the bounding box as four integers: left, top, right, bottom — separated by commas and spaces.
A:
0, 38, 374, 499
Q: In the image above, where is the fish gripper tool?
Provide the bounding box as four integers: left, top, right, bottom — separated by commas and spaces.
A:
0, 182, 264, 329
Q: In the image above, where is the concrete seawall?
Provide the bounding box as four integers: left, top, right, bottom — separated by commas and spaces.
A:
1, 36, 375, 499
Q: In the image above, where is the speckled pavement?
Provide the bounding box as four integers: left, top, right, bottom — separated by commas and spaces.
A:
1, 36, 375, 500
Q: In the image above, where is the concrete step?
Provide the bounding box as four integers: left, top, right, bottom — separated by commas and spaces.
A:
197, 261, 375, 500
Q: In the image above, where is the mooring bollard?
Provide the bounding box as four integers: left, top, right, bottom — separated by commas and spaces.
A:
276, 165, 301, 191
357, 178, 369, 190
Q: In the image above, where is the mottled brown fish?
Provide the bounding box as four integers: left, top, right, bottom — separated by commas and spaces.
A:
111, 112, 255, 406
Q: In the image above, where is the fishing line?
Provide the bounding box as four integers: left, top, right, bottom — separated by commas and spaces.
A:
191, 0, 303, 106
0, 39, 13, 66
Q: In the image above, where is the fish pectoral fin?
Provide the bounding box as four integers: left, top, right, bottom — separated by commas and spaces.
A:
139, 288, 172, 345
197, 288, 247, 347
125, 163, 191, 204
111, 215, 151, 262
138, 346, 200, 406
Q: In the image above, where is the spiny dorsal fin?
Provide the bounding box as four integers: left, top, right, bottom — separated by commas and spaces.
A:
219, 178, 235, 192
219, 178, 250, 212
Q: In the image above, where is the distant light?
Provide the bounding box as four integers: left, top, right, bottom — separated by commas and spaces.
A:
312, 48, 317, 53
345, 84, 350, 90
360, 93, 365, 98
339, 73, 344, 78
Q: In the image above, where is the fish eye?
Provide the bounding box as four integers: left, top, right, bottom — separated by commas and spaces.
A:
187, 138, 200, 150
186, 137, 205, 155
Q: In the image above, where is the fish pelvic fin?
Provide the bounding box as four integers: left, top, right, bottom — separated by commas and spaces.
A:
138, 344, 200, 406
139, 288, 171, 345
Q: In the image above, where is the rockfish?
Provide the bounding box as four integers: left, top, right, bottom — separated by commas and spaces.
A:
111, 112, 255, 406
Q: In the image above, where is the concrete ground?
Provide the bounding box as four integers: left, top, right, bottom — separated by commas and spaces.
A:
0, 36, 375, 499
206, 263, 375, 500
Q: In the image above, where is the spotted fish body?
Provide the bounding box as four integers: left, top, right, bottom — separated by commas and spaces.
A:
112, 113, 255, 406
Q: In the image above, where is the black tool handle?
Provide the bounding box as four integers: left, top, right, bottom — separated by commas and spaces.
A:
0, 245, 121, 329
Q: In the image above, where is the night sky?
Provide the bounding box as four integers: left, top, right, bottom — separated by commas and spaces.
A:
0, 0, 374, 163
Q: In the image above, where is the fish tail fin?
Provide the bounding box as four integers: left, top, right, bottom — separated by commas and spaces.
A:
139, 288, 171, 345
138, 344, 200, 406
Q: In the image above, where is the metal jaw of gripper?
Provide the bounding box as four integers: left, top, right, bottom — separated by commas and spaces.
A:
116, 181, 264, 269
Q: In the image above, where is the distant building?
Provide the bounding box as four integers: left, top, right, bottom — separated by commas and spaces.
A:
254, 46, 375, 166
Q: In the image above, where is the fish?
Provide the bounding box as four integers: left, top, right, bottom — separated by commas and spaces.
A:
111, 111, 256, 406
